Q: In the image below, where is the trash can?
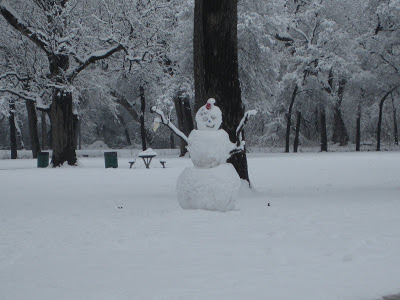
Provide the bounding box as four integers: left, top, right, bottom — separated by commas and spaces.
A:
37, 152, 49, 168
104, 151, 118, 168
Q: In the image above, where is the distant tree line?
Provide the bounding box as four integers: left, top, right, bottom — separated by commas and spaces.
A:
1, 0, 399, 167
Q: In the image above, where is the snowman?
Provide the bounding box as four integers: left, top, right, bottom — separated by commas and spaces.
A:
151, 98, 256, 212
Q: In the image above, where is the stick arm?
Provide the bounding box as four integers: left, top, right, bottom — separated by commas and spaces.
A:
150, 106, 189, 144
229, 110, 257, 156
235, 110, 257, 147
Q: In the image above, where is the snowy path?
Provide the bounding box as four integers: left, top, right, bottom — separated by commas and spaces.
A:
0, 152, 400, 300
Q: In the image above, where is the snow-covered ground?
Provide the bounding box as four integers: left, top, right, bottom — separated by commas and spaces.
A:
1, 151, 400, 300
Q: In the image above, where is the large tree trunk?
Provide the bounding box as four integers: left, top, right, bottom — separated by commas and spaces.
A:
49, 54, 77, 166
194, 0, 249, 182
285, 85, 298, 153
332, 78, 349, 146
9, 100, 17, 159
170, 132, 175, 149
332, 106, 349, 146
377, 87, 397, 151
139, 86, 147, 151
41, 111, 49, 150
26, 100, 40, 158
174, 91, 194, 156
50, 89, 77, 166
319, 105, 328, 152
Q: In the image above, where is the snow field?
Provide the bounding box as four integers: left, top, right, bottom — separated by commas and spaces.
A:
1, 152, 400, 300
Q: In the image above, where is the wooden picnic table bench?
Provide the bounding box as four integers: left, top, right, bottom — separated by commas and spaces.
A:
129, 158, 166, 169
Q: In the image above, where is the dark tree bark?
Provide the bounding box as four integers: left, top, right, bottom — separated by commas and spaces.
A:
26, 100, 40, 158
332, 79, 349, 146
41, 111, 49, 150
139, 86, 147, 151
332, 106, 349, 146
314, 108, 319, 134
319, 105, 328, 152
194, 0, 250, 182
285, 85, 298, 153
377, 87, 398, 151
48, 53, 77, 166
173, 91, 194, 156
117, 114, 131, 146
50, 87, 77, 166
356, 100, 361, 152
114, 91, 153, 144
170, 131, 175, 149
293, 110, 301, 153
391, 94, 398, 145
9, 100, 17, 159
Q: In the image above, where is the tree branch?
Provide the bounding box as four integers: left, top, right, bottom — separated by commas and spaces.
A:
275, 33, 294, 43
291, 24, 310, 44
0, 1, 50, 55
150, 106, 189, 143
0, 88, 49, 110
235, 110, 257, 145
112, 90, 140, 123
0, 72, 32, 82
68, 44, 124, 81
371, 51, 399, 74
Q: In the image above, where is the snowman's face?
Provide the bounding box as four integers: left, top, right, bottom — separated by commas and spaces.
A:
195, 106, 222, 130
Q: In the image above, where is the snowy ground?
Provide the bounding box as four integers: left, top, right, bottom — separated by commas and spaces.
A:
1, 151, 400, 300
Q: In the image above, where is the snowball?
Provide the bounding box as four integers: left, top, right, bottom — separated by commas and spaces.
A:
187, 129, 235, 168
195, 98, 222, 130
176, 163, 241, 212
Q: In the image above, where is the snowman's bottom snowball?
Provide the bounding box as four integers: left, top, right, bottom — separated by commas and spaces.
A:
176, 163, 241, 212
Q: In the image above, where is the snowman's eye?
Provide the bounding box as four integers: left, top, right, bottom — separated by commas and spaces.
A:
203, 117, 208, 121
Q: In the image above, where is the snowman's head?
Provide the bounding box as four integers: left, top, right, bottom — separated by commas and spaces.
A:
195, 98, 222, 130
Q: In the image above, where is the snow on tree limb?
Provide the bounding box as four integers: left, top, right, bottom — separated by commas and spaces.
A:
68, 44, 125, 81
235, 110, 257, 147
0, 72, 31, 81
0, 0, 51, 55
150, 106, 189, 143
0, 88, 49, 110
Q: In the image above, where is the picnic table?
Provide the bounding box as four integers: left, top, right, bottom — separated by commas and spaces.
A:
138, 148, 157, 169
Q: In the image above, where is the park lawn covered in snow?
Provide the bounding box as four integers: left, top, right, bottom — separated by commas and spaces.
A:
1, 151, 400, 300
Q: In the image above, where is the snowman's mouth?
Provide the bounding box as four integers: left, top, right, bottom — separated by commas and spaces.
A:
206, 124, 215, 128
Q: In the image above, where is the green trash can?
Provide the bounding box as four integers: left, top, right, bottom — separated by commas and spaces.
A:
104, 151, 118, 168
37, 152, 49, 168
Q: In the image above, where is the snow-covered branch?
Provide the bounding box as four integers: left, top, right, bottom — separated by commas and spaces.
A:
0, 72, 31, 82
291, 24, 310, 44
0, 0, 50, 55
68, 44, 125, 81
0, 87, 49, 110
371, 52, 400, 74
235, 110, 257, 147
150, 106, 189, 143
